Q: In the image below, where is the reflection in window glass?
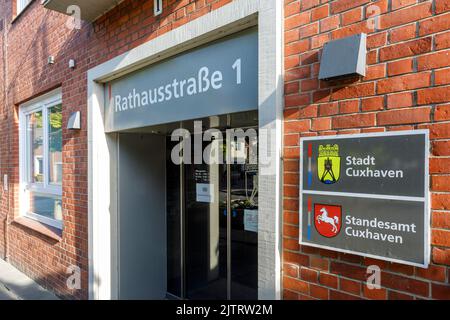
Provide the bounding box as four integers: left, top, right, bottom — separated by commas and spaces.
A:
27, 111, 44, 183
29, 192, 63, 221
22, 98, 63, 225
17, 0, 31, 15
48, 104, 62, 185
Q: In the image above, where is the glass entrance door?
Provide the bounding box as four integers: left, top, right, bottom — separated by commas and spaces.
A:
184, 159, 228, 299
166, 111, 258, 300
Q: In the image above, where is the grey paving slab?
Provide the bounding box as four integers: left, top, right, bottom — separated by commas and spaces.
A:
0, 259, 59, 300
0, 287, 15, 300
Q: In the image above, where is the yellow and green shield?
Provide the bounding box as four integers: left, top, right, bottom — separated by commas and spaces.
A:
317, 144, 340, 184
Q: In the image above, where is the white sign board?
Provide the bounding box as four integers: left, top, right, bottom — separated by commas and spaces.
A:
244, 209, 258, 232
196, 183, 214, 203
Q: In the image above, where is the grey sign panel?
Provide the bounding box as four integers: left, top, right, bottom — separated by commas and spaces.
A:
300, 194, 425, 265
301, 133, 426, 197
104, 28, 258, 132
299, 131, 429, 267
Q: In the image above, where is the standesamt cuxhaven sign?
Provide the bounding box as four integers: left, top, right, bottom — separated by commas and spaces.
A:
299, 130, 430, 267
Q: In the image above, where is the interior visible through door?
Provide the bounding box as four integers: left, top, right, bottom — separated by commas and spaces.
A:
166, 111, 258, 300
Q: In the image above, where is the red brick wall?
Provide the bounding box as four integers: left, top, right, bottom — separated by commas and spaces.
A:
283, 0, 450, 300
0, 0, 233, 299
1, 0, 448, 300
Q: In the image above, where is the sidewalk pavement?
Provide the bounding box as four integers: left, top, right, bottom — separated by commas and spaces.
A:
0, 258, 59, 300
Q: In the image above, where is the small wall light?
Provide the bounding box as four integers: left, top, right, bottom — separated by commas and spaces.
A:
69, 59, 76, 69
318, 33, 367, 81
48, 56, 55, 64
67, 111, 81, 130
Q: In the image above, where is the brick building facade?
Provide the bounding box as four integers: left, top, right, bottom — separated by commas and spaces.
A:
283, 0, 450, 300
0, 0, 447, 300
0, 0, 90, 299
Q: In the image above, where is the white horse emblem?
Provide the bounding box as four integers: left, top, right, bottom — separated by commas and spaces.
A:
316, 207, 339, 234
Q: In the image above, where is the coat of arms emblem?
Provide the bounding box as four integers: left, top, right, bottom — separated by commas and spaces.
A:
317, 144, 340, 184
314, 204, 342, 238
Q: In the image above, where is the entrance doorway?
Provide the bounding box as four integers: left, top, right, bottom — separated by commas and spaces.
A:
114, 110, 258, 300
166, 111, 258, 300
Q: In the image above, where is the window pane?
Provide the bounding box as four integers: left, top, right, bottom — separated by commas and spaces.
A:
48, 104, 62, 185
17, 0, 31, 14
27, 111, 44, 183
29, 192, 62, 221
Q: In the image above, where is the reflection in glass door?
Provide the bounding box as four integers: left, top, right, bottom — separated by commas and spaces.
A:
185, 160, 228, 299
166, 111, 258, 300
230, 161, 258, 299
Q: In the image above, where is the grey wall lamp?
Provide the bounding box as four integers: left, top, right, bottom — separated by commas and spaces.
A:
67, 111, 81, 130
318, 33, 367, 81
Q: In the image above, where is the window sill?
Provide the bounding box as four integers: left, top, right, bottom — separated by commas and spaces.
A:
13, 216, 62, 241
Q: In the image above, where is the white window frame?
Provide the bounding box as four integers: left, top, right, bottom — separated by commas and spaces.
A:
16, 0, 32, 16
19, 89, 63, 229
